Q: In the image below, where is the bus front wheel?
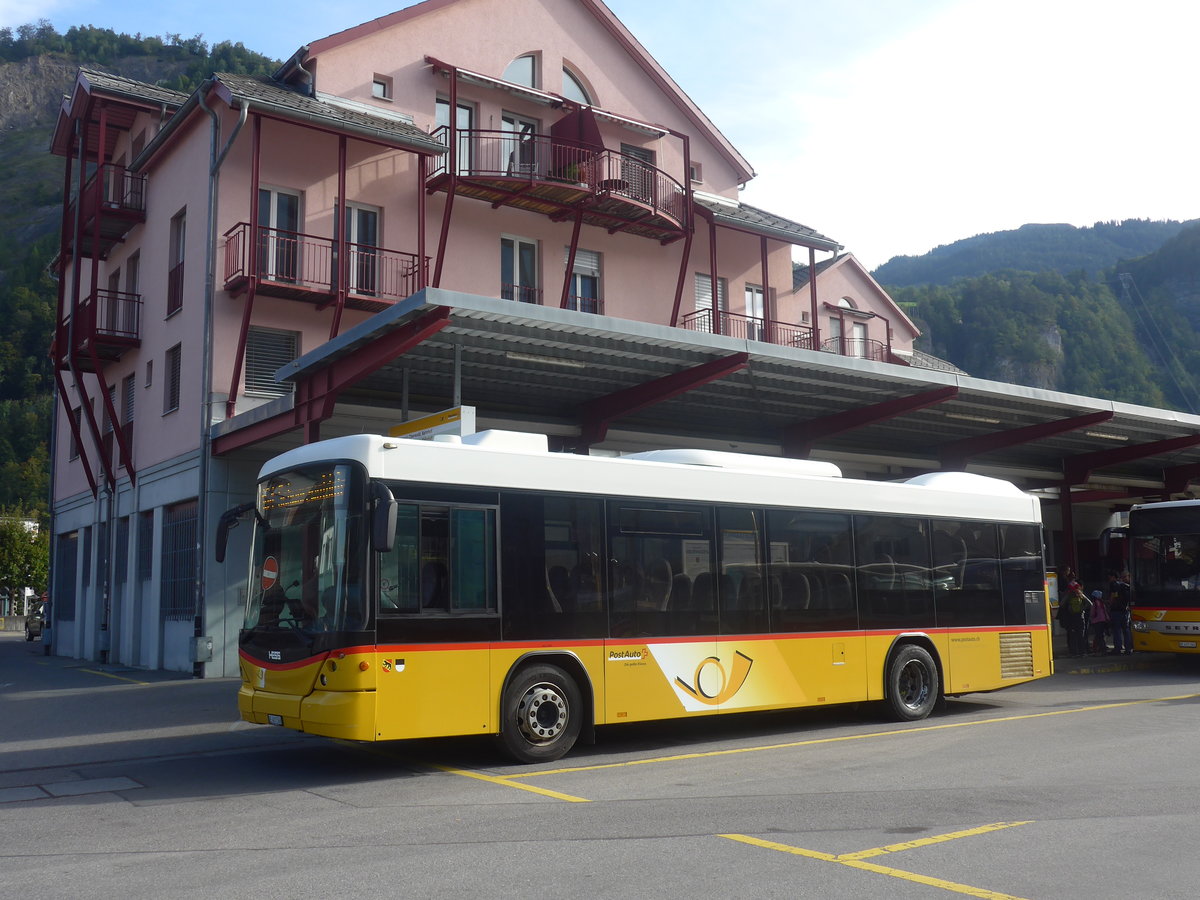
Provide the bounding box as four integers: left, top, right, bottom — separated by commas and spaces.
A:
498, 664, 582, 764
885, 644, 939, 721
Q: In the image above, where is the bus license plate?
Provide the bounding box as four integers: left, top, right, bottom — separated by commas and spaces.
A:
1179, 641, 1196, 649
268, 714, 284, 725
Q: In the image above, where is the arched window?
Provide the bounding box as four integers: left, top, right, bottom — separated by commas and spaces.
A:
503, 54, 538, 88
562, 67, 592, 104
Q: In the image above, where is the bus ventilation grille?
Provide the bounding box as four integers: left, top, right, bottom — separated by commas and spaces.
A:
999, 632, 1034, 679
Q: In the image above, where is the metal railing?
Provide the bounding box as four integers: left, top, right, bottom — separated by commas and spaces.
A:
429, 128, 687, 224
223, 223, 428, 303
819, 337, 890, 361
681, 308, 815, 348
74, 288, 142, 343
500, 283, 543, 305
82, 164, 147, 213
565, 294, 604, 315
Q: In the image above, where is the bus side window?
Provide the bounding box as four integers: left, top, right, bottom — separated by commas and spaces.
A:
379, 504, 420, 613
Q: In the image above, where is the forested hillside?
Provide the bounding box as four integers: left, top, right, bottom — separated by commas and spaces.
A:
874, 220, 1195, 288
890, 270, 1166, 405
0, 22, 278, 514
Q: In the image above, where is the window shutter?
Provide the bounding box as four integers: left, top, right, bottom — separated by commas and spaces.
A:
245, 328, 298, 397
694, 273, 728, 312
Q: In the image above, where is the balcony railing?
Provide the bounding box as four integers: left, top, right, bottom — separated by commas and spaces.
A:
428, 128, 687, 231
93, 164, 146, 213
565, 294, 603, 315
820, 337, 891, 362
681, 308, 815, 349
76, 288, 142, 343
501, 283, 543, 305
223, 223, 428, 304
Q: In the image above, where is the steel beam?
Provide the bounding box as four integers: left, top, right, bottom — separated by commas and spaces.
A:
1064, 432, 1200, 485
576, 352, 750, 448
782, 386, 959, 458
938, 410, 1113, 470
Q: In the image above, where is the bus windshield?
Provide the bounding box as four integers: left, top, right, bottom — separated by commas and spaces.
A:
1131, 507, 1200, 606
244, 464, 368, 637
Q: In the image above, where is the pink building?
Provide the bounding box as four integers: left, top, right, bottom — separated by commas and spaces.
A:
49, 0, 928, 673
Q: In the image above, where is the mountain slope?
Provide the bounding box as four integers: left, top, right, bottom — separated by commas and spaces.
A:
874, 219, 1196, 288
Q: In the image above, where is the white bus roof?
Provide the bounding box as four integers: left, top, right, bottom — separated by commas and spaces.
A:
261, 430, 1042, 524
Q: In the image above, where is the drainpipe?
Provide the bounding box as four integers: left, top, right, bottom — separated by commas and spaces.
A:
196, 88, 248, 677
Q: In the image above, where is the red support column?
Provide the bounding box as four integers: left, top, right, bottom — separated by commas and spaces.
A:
330, 134, 348, 339
808, 247, 821, 349
226, 113, 262, 418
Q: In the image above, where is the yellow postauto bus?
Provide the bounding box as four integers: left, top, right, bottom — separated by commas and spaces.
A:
1129, 499, 1200, 653
218, 429, 1052, 763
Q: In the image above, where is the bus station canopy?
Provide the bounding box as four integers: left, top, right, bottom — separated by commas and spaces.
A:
211, 288, 1200, 511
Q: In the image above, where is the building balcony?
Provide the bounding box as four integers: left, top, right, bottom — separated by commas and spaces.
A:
62, 165, 147, 259
819, 336, 891, 362
680, 310, 902, 363
223, 223, 429, 311
427, 129, 687, 242
56, 288, 142, 371
681, 308, 816, 349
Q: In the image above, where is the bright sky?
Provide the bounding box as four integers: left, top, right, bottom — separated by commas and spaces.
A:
7, 0, 1198, 268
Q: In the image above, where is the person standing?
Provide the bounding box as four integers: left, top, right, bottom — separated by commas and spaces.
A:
1064, 581, 1092, 657
1108, 571, 1133, 655
1089, 589, 1110, 655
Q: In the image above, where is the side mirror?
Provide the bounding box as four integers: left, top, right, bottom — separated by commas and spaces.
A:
371, 481, 397, 553
215, 501, 256, 563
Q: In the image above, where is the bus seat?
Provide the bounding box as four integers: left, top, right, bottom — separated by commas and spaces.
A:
421, 561, 448, 609
646, 558, 673, 610
670, 572, 692, 610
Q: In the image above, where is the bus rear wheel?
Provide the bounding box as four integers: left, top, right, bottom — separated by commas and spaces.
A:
498, 664, 582, 764
885, 644, 938, 721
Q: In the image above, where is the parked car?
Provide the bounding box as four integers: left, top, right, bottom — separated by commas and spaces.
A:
24, 596, 44, 641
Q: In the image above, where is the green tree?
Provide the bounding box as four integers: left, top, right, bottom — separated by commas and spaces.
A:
0, 511, 48, 615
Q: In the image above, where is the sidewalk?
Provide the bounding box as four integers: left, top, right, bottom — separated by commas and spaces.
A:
1050, 624, 1169, 675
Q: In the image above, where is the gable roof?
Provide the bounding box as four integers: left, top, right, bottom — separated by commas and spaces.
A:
297, 0, 756, 183
133, 71, 447, 171
694, 194, 839, 252
51, 67, 188, 158
795, 253, 919, 334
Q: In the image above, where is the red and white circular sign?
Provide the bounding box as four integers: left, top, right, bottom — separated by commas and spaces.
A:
261, 556, 279, 591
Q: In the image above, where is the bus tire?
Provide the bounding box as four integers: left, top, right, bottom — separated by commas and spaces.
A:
498, 664, 582, 764
885, 644, 938, 721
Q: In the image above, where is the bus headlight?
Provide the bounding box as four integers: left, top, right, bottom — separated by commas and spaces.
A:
1133, 621, 1147, 631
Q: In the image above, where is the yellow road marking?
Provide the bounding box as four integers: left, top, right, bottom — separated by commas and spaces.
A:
838, 821, 1033, 860
432, 764, 591, 803
78, 668, 150, 685
721, 832, 1031, 899
507, 691, 1200, 779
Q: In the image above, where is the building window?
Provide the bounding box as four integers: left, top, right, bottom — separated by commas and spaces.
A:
371, 74, 392, 100
145, 358, 153, 388
435, 98, 474, 174
257, 188, 301, 282
502, 53, 538, 87
562, 66, 591, 104
55, 531, 78, 621
68, 406, 81, 460
565, 247, 601, 314
502, 111, 540, 176
164, 344, 181, 414
341, 202, 381, 296
102, 384, 116, 463
122, 372, 135, 449
115, 516, 130, 586
137, 510, 154, 583
501, 236, 539, 304
160, 500, 198, 621
745, 284, 766, 341
689, 162, 703, 183
167, 209, 186, 316
244, 327, 299, 397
